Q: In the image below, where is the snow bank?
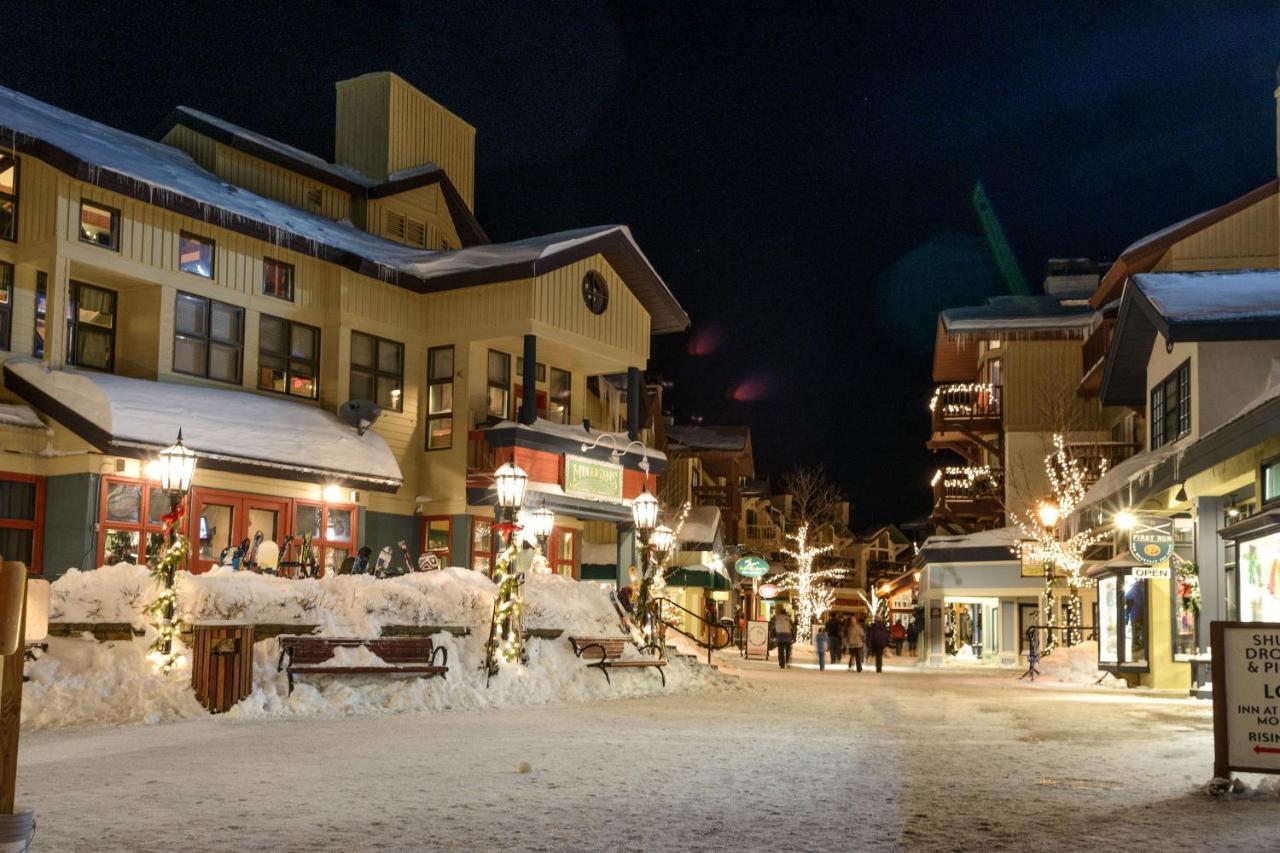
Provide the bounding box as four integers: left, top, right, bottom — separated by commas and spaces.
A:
1035, 641, 1125, 687
26, 563, 739, 728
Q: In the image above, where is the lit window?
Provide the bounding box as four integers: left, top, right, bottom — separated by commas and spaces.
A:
179, 232, 214, 278
350, 331, 403, 412
422, 517, 451, 566
79, 201, 120, 251
0, 473, 43, 573
427, 345, 453, 450
549, 367, 571, 425
33, 271, 45, 358
263, 258, 294, 301
0, 155, 17, 242
487, 350, 510, 420
259, 315, 319, 399
174, 292, 244, 384
66, 281, 116, 371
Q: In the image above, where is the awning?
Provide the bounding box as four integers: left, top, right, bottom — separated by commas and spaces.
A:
4, 360, 402, 492
677, 505, 722, 547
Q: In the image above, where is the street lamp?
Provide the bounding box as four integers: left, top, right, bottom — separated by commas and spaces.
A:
154, 429, 197, 661
1114, 508, 1136, 530
1037, 500, 1060, 530
529, 506, 555, 554
494, 462, 529, 514
651, 524, 675, 555
631, 489, 659, 532
158, 430, 198, 495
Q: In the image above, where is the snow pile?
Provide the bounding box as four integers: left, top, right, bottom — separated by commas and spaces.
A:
49, 563, 156, 627
1205, 776, 1280, 798
524, 572, 621, 634
1035, 641, 1125, 687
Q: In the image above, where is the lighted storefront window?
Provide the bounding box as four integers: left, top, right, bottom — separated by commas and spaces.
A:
1097, 571, 1148, 670
1239, 532, 1280, 622
1099, 576, 1118, 664
471, 518, 492, 574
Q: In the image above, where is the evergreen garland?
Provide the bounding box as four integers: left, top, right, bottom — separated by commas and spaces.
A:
147, 534, 190, 674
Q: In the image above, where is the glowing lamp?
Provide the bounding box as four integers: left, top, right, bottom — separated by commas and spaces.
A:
1037, 501, 1060, 530
1114, 509, 1136, 530
158, 429, 198, 494
529, 506, 555, 542
494, 462, 529, 510
631, 490, 659, 533
651, 524, 675, 554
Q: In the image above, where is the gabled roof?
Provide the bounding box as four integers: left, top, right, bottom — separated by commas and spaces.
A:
0, 85, 689, 333
939, 292, 1098, 342
156, 106, 489, 247
1100, 269, 1280, 406
1090, 179, 1280, 309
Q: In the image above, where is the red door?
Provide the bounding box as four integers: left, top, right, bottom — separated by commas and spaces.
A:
189, 488, 290, 572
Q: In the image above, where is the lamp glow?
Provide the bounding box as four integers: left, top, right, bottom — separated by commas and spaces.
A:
1037, 501, 1060, 529
1114, 509, 1136, 530
158, 429, 197, 493
494, 462, 529, 510
651, 524, 675, 554
631, 490, 659, 532
529, 506, 555, 542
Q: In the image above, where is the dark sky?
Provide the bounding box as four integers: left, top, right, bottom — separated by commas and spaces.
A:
5, 2, 1278, 526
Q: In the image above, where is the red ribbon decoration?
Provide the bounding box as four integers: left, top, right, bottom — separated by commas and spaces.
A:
161, 501, 187, 536
493, 521, 521, 538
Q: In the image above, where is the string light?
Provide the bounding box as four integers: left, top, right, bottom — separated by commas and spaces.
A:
777, 524, 849, 645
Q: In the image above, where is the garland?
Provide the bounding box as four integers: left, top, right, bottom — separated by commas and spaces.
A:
147, 501, 190, 674
483, 522, 526, 683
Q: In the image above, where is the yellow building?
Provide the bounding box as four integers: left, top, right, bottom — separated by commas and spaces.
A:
0, 72, 688, 579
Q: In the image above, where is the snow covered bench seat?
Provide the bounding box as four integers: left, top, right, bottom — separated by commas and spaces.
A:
568, 636, 667, 687
277, 635, 448, 694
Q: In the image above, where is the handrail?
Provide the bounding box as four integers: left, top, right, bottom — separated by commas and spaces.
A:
653, 596, 734, 664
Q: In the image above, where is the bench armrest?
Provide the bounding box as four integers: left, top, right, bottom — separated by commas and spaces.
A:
430, 644, 448, 669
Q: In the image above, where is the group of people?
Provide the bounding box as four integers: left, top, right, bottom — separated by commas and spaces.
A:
765, 609, 921, 673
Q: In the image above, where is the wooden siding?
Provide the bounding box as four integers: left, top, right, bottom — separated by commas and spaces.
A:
13, 156, 58, 247
532, 257, 651, 362
386, 74, 475, 208
1001, 339, 1106, 433
1160, 193, 1278, 271
335, 73, 392, 183
366, 185, 461, 250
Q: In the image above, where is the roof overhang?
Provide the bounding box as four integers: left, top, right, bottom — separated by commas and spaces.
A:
4, 361, 402, 492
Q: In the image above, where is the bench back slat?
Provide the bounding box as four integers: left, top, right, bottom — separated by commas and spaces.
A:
569, 636, 628, 660
281, 636, 434, 666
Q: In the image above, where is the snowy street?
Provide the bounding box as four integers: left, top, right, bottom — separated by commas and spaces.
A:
15, 656, 1274, 852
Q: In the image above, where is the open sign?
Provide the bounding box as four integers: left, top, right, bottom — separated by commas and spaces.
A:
758, 583, 780, 600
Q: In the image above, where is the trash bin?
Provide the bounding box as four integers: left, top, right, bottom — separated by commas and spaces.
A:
191, 622, 254, 713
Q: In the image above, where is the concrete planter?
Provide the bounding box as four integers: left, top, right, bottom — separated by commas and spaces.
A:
0, 808, 35, 853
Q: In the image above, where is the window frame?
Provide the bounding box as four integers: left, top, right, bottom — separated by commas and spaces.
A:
0, 262, 12, 352
1095, 569, 1151, 673
173, 291, 245, 385
262, 257, 295, 302
97, 475, 177, 570
33, 270, 46, 358
470, 516, 493, 575
257, 314, 320, 400
421, 515, 453, 567
1262, 455, 1280, 507
0, 154, 18, 242
0, 472, 44, 574
426, 345, 454, 450
178, 231, 216, 279
1150, 360, 1191, 450
549, 367, 571, 425
487, 349, 511, 420
66, 280, 117, 372
550, 525, 578, 579
292, 498, 358, 576
349, 330, 405, 413
78, 200, 121, 252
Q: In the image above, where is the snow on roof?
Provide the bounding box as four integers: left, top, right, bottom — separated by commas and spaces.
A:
3, 360, 401, 489
500, 418, 666, 462
0, 403, 47, 431
1134, 270, 1280, 325
676, 505, 721, 544
921, 525, 1021, 552
665, 424, 749, 452
581, 541, 617, 566
400, 225, 647, 281
1076, 442, 1183, 512
940, 293, 1098, 339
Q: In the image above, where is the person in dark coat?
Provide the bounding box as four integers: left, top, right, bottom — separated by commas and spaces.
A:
825, 613, 843, 664
906, 618, 921, 655
770, 608, 794, 669
867, 619, 891, 673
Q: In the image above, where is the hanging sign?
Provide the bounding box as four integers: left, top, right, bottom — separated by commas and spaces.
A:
1132, 566, 1170, 580
745, 619, 769, 660
1129, 516, 1174, 565
1211, 621, 1280, 778
735, 555, 769, 578
758, 582, 780, 600
563, 454, 624, 503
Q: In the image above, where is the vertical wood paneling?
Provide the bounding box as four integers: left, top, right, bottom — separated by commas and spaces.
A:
1168, 194, 1278, 268
385, 74, 476, 207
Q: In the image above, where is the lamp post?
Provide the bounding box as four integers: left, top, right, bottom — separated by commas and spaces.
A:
630, 489, 662, 650
485, 462, 528, 683
153, 430, 197, 664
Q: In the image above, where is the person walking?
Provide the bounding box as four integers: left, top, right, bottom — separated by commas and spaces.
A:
771, 608, 794, 669
890, 619, 907, 656
845, 615, 866, 672
825, 613, 843, 664
906, 617, 920, 656
815, 620, 828, 670
867, 618, 891, 673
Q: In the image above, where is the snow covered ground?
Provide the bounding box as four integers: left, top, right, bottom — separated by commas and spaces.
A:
13, 650, 1280, 852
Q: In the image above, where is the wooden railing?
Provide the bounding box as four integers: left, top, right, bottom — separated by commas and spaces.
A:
1063, 441, 1140, 486
930, 384, 1002, 433
932, 466, 1004, 524
1081, 317, 1116, 379
743, 524, 781, 550
467, 430, 497, 473
692, 484, 732, 511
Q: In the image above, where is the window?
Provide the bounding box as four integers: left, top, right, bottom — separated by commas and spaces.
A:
174, 292, 244, 384
487, 350, 511, 420
549, 367, 571, 424
66, 281, 116, 371
0, 263, 12, 351
471, 517, 492, 574
426, 345, 453, 449
263, 258, 294, 301
294, 500, 357, 575
1150, 361, 1191, 449
515, 359, 546, 383
33, 271, 45, 358
0, 154, 17, 241
581, 271, 609, 314
385, 211, 406, 241
0, 474, 44, 573
350, 331, 403, 411
422, 517, 451, 567
98, 477, 172, 568
259, 315, 319, 399
178, 232, 214, 278
1097, 573, 1148, 670
551, 527, 577, 578
1264, 458, 1280, 505
78, 201, 120, 251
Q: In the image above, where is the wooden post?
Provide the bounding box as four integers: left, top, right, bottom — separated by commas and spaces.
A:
0, 562, 28, 814
1210, 620, 1229, 781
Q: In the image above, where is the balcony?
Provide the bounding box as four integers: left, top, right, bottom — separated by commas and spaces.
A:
743, 523, 782, 552
930, 466, 1004, 531
1063, 440, 1140, 487
1078, 317, 1116, 397
866, 559, 912, 588
692, 484, 732, 512
927, 384, 1003, 463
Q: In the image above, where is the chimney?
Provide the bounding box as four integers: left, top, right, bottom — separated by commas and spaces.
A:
334, 72, 477, 208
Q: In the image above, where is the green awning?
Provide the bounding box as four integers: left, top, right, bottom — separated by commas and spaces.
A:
664, 568, 731, 590
580, 564, 617, 582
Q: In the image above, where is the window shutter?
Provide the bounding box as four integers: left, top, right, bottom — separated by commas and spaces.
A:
385, 211, 406, 241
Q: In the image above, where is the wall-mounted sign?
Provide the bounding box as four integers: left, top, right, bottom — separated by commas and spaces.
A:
1132, 566, 1170, 580
745, 620, 769, 660
758, 582, 780, 600
1020, 540, 1048, 577
735, 555, 769, 578
563, 454, 624, 503
1129, 516, 1174, 565
1211, 621, 1280, 778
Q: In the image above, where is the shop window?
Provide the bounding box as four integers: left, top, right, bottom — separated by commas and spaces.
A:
1097, 573, 1148, 670
487, 350, 510, 420
263, 258, 294, 301
179, 232, 215, 278
471, 517, 492, 574
33, 271, 45, 358
1263, 459, 1280, 505
98, 477, 173, 567
1150, 361, 1191, 449
79, 201, 120, 251
551, 527, 577, 578
549, 368, 571, 425
66, 281, 116, 371
0, 262, 12, 351
0, 154, 17, 242
0, 474, 44, 573
174, 292, 244, 384
350, 331, 404, 412
294, 500, 357, 575
421, 517, 451, 568
259, 315, 319, 399
515, 358, 546, 383
1238, 532, 1280, 622
426, 346, 453, 450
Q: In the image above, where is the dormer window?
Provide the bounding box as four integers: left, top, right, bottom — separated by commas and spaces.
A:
1150, 360, 1190, 449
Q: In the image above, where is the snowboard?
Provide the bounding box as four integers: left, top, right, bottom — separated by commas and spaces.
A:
418, 552, 439, 572
244, 531, 264, 571
373, 546, 393, 578
398, 539, 416, 572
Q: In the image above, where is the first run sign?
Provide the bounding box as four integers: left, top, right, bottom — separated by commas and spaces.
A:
1212, 621, 1280, 777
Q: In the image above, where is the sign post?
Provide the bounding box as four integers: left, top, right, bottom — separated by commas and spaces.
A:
735, 555, 769, 623
1211, 620, 1280, 783
745, 620, 769, 660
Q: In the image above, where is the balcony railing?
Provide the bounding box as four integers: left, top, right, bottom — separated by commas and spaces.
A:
1063, 441, 1140, 486
743, 524, 782, 550
1081, 317, 1116, 380
468, 429, 498, 473
692, 484, 732, 512
929, 383, 1002, 434
931, 466, 1004, 525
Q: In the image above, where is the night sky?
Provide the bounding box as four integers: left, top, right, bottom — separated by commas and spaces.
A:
4, 2, 1278, 526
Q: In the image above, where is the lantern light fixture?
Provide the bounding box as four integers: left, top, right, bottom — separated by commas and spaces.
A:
158, 429, 198, 494
1037, 501, 1060, 530
494, 462, 529, 511
1114, 508, 1136, 530
631, 489, 659, 532
529, 506, 556, 542
651, 524, 675, 554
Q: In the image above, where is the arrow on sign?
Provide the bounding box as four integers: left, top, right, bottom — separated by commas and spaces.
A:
1253, 745, 1280, 755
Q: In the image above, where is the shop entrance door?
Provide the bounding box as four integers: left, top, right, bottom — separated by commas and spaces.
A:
190, 488, 291, 572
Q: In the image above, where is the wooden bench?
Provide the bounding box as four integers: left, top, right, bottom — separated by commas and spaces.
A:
568, 636, 667, 687
276, 635, 448, 694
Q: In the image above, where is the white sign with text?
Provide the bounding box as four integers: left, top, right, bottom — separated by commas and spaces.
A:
1216, 623, 1280, 774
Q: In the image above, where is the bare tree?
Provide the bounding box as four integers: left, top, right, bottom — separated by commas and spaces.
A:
782, 466, 846, 530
